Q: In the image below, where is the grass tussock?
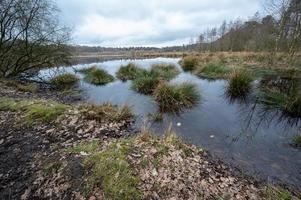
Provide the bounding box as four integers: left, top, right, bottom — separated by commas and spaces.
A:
181, 56, 199, 71
226, 70, 253, 98
197, 63, 233, 79
131, 72, 161, 95
84, 139, 142, 200
50, 73, 79, 89
150, 63, 180, 81
116, 63, 144, 81
131, 63, 180, 95
80, 103, 134, 123
83, 67, 115, 85
0, 97, 69, 124
261, 89, 301, 118
153, 82, 200, 113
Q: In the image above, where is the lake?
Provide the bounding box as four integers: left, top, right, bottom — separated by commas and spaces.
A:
40, 57, 301, 189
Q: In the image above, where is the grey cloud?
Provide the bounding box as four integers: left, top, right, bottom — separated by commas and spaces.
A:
57, 0, 262, 47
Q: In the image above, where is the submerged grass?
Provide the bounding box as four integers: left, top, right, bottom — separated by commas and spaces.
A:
226, 70, 253, 98
80, 103, 134, 123
153, 82, 200, 113
116, 63, 144, 81
0, 97, 69, 124
197, 62, 233, 79
81, 67, 115, 85
50, 73, 79, 89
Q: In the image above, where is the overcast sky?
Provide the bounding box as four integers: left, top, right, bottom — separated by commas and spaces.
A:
57, 0, 263, 47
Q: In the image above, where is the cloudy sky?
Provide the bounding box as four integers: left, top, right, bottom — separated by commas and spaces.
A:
57, 0, 263, 47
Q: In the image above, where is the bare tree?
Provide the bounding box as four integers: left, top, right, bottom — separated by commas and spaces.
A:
0, 0, 71, 78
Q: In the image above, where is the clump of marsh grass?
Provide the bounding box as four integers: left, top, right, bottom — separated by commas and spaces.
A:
50, 73, 79, 89
261, 89, 301, 118
180, 56, 199, 71
83, 67, 115, 85
131, 63, 180, 95
80, 103, 134, 123
116, 63, 145, 81
198, 62, 232, 79
131, 71, 161, 95
226, 70, 253, 98
153, 82, 200, 113
150, 63, 180, 81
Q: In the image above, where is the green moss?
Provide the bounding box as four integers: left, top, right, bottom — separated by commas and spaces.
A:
264, 187, 294, 200
0, 97, 69, 124
226, 70, 253, 98
181, 56, 199, 71
80, 103, 134, 123
116, 63, 145, 81
198, 63, 232, 79
84, 139, 142, 200
50, 73, 79, 89
83, 67, 115, 85
153, 82, 200, 113
70, 140, 100, 153
150, 63, 180, 81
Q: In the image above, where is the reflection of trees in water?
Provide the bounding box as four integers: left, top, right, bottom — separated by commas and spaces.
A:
225, 74, 301, 142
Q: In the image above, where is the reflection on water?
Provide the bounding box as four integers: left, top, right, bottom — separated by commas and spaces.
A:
40, 58, 301, 189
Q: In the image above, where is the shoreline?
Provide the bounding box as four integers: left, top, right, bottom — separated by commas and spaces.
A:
0, 80, 300, 199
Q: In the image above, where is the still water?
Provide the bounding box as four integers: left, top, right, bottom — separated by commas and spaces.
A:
40, 57, 301, 189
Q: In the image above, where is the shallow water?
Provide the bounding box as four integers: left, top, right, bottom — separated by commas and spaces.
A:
40, 57, 301, 189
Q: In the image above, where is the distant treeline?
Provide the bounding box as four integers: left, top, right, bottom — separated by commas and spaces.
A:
74, 0, 300, 58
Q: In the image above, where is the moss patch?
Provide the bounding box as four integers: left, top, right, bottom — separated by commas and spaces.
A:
0, 97, 69, 124
84, 139, 142, 200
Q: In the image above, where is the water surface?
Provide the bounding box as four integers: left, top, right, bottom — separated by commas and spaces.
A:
40, 58, 301, 189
